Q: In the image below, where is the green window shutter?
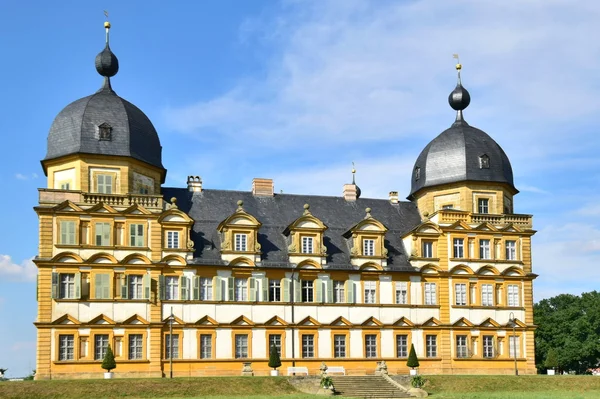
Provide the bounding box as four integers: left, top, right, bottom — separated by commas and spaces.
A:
249, 277, 256, 302
129, 225, 135, 246
294, 278, 301, 303
214, 276, 222, 301
94, 274, 102, 299
282, 278, 290, 302
346, 280, 355, 304
180, 276, 189, 301
326, 279, 333, 303
60, 222, 67, 244
228, 277, 235, 301
193, 276, 200, 300
143, 274, 150, 300
315, 278, 323, 303
121, 275, 129, 299
158, 275, 166, 300
74, 272, 81, 299
262, 277, 268, 302
51, 272, 59, 299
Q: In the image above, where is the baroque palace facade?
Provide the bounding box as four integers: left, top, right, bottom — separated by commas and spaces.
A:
34, 24, 537, 379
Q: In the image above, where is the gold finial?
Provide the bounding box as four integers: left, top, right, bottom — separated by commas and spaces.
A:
352, 162, 356, 185
170, 197, 178, 209
453, 53, 461, 70
303, 203, 311, 215
103, 11, 111, 44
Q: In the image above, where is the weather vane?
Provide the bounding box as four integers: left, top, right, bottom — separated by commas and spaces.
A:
453, 53, 462, 82
352, 162, 356, 184
104, 10, 109, 20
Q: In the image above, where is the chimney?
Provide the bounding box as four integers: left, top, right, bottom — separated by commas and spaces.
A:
389, 191, 399, 204
187, 176, 202, 192
252, 178, 274, 196
343, 184, 358, 202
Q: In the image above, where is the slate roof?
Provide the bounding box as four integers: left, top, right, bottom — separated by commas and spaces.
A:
162, 188, 422, 271
409, 119, 515, 198
45, 86, 164, 171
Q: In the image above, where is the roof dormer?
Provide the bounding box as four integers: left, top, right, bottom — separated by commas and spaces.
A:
283, 204, 328, 267
217, 200, 262, 265
343, 208, 389, 268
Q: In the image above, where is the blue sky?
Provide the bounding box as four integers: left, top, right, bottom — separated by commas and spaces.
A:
1, 0, 599, 377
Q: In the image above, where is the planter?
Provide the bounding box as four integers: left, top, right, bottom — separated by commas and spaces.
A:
410, 369, 418, 376
270, 370, 279, 376
104, 372, 114, 379
547, 369, 555, 376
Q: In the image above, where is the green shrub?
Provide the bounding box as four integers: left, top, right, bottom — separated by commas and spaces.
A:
407, 343, 420, 368
320, 375, 334, 389
268, 344, 281, 370
101, 345, 116, 372
411, 375, 426, 388
544, 348, 559, 369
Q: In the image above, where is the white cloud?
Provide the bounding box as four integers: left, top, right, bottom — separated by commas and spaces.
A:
15, 173, 39, 181
0, 255, 37, 282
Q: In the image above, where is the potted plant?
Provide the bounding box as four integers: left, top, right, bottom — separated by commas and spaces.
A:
544, 348, 558, 375
268, 344, 282, 376
101, 345, 116, 379
320, 375, 334, 390
407, 343, 419, 376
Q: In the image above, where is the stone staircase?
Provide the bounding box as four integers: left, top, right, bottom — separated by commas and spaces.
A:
331, 375, 411, 398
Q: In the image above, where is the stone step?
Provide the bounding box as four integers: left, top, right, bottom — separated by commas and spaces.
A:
330, 375, 411, 398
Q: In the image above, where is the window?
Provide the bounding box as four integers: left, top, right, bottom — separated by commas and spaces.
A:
426, 335, 437, 358
364, 281, 376, 304
166, 276, 179, 300
200, 334, 212, 359
333, 281, 345, 303
333, 335, 346, 358
167, 231, 179, 249
269, 334, 282, 356
130, 224, 145, 247
478, 198, 489, 214
508, 284, 520, 307
453, 238, 464, 258
60, 221, 76, 245
481, 284, 494, 306
235, 278, 248, 301
95, 222, 111, 246
60, 273, 75, 299
479, 154, 490, 169
455, 283, 467, 306
59, 335, 74, 361
96, 174, 113, 194
442, 204, 454, 210
269, 279, 281, 302
422, 241, 433, 258
365, 334, 377, 358
414, 167, 420, 180
165, 334, 179, 359
94, 273, 110, 299
301, 236, 314, 254
98, 123, 112, 141
509, 336, 520, 358
301, 280, 313, 302
200, 277, 213, 301
479, 239, 491, 259
363, 239, 375, 256
505, 240, 517, 260
235, 334, 248, 359
302, 334, 314, 358
128, 275, 143, 300
235, 233, 247, 251
396, 335, 408, 358
424, 283, 437, 305
395, 282, 408, 304
129, 334, 143, 360
483, 335, 495, 358
60, 182, 71, 190
456, 335, 468, 358
94, 334, 109, 360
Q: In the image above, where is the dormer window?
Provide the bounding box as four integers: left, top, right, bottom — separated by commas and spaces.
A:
235, 233, 248, 251
98, 123, 112, 141
479, 154, 490, 169
301, 236, 314, 254
363, 239, 375, 256
414, 167, 421, 180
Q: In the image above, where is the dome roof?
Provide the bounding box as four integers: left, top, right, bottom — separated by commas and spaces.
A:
408, 78, 516, 199
44, 26, 164, 172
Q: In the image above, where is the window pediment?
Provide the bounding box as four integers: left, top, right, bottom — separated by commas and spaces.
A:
284, 205, 327, 257
51, 314, 81, 325
89, 314, 116, 325
53, 200, 83, 213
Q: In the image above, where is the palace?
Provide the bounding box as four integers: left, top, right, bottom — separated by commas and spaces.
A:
34, 23, 536, 379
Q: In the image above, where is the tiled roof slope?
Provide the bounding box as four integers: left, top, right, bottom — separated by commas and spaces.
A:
162, 188, 422, 271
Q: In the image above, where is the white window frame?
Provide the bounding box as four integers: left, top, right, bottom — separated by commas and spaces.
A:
422, 241, 433, 258
235, 277, 248, 301
363, 239, 375, 256
235, 334, 249, 359
333, 334, 346, 358
478, 198, 489, 214
505, 240, 517, 260
94, 334, 109, 360
483, 335, 495, 358
455, 283, 467, 306
481, 284, 494, 306
269, 334, 282, 356
269, 279, 281, 302
165, 334, 179, 359
426, 335, 437, 358
60, 273, 75, 299
301, 280, 314, 302
509, 336, 520, 358
59, 334, 74, 361
166, 231, 180, 249
424, 283, 437, 305
453, 238, 464, 258
301, 236, 314, 254
456, 335, 468, 358
364, 281, 376, 304
302, 334, 314, 358
365, 334, 377, 358
128, 275, 143, 300
165, 276, 179, 300
479, 239, 491, 259
200, 334, 212, 359
129, 334, 143, 360
396, 335, 408, 358
508, 284, 520, 307
235, 233, 248, 251
200, 277, 213, 301
395, 281, 408, 304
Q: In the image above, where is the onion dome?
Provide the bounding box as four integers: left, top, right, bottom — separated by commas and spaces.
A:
44, 21, 164, 173
408, 63, 516, 199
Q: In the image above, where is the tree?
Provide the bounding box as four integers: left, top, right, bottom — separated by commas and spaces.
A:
101, 345, 116, 372
407, 343, 419, 369
268, 344, 282, 370
544, 348, 558, 370
534, 291, 600, 374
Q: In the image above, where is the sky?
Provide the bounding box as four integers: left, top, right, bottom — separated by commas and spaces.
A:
1, 0, 599, 377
